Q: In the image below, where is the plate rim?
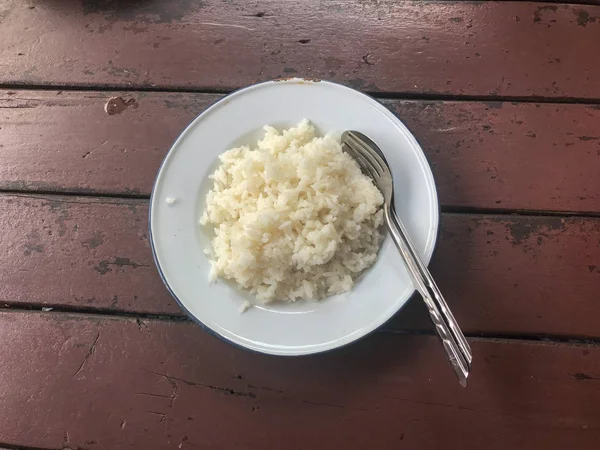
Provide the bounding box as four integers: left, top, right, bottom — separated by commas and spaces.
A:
149, 78, 440, 356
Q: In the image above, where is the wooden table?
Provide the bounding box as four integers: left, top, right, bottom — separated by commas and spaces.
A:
1, 1, 599, 448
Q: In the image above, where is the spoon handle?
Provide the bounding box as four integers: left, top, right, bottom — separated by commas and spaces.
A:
384, 206, 471, 386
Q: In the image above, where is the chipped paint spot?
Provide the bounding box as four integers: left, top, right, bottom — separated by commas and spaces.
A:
346, 78, 378, 91
94, 257, 150, 275
122, 23, 149, 34
24, 243, 44, 256
483, 101, 503, 110
105, 96, 138, 115
507, 217, 564, 247
571, 372, 597, 381
533, 5, 557, 24
103, 62, 140, 79
362, 53, 375, 65
575, 9, 597, 27
82, 231, 105, 249
324, 55, 344, 71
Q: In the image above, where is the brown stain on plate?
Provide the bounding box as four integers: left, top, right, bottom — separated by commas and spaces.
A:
274, 77, 321, 84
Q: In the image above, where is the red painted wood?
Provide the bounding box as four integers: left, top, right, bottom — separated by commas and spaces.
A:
1, 2, 600, 98
2, 194, 599, 338
390, 213, 600, 337
0, 90, 218, 197
385, 99, 600, 213
2, 90, 599, 213
0, 311, 598, 449
0, 194, 179, 315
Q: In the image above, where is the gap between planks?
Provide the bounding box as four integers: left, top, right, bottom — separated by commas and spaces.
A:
2, 190, 600, 219
2, 306, 600, 347
2, 83, 600, 107
0, 443, 65, 450
0, 446, 53, 450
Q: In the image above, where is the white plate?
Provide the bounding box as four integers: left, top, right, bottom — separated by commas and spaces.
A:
149, 79, 439, 356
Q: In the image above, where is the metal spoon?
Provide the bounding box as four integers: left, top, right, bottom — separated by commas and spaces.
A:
342, 130, 472, 387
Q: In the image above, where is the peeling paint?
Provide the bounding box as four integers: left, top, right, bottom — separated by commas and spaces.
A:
105, 96, 138, 115
507, 217, 565, 247
575, 9, 597, 27
94, 257, 150, 275
81, 0, 201, 24
82, 231, 105, 249
533, 5, 557, 24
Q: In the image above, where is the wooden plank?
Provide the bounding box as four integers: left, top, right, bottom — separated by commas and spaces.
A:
0, 90, 218, 197
0, 311, 598, 449
2, 194, 599, 338
0, 194, 179, 315
2, 91, 600, 213
1, 2, 600, 98
389, 212, 600, 336
385, 99, 600, 213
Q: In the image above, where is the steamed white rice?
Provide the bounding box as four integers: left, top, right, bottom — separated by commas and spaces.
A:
200, 119, 384, 302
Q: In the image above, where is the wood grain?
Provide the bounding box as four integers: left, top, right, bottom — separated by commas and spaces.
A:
391, 212, 600, 337
2, 90, 599, 213
0, 194, 178, 315
2, 194, 599, 338
1, 1, 600, 98
0, 90, 218, 197
0, 311, 598, 449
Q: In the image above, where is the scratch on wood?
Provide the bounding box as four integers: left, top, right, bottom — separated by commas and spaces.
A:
9, 194, 146, 208
571, 372, 598, 381
300, 399, 367, 411
146, 410, 167, 424
385, 395, 531, 421
138, 371, 181, 425
73, 331, 100, 378
136, 318, 148, 330
149, 370, 256, 399
246, 383, 284, 394
198, 22, 255, 31
82, 140, 108, 159
136, 392, 174, 399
